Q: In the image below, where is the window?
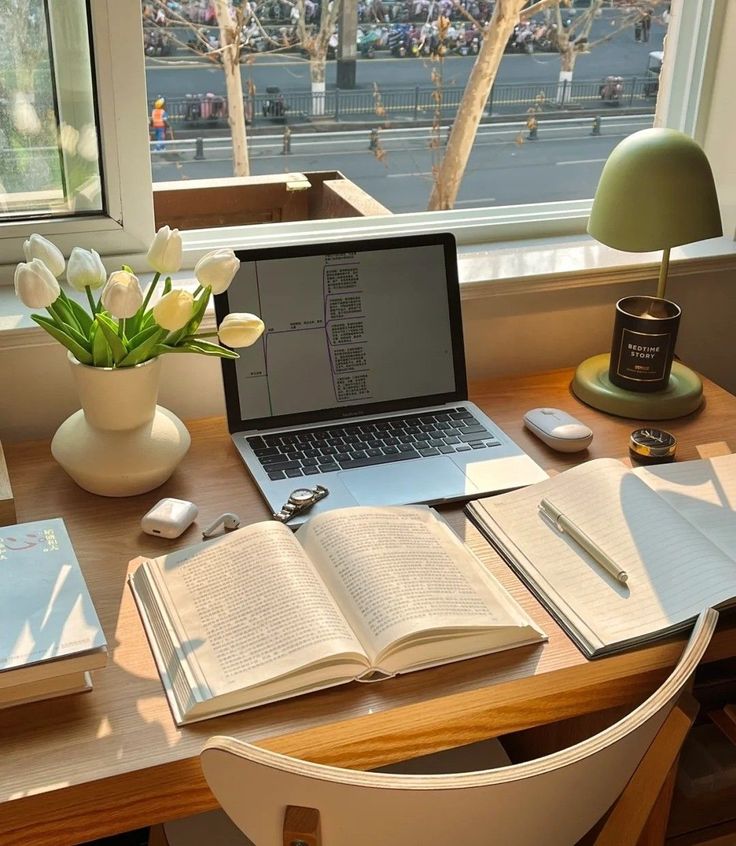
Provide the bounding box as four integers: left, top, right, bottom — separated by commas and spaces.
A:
0, 0, 154, 266
0, 0, 103, 220
0, 0, 728, 270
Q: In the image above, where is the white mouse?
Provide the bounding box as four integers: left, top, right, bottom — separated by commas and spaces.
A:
523, 408, 593, 453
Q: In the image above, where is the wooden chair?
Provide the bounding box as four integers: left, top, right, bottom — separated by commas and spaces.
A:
164, 609, 717, 846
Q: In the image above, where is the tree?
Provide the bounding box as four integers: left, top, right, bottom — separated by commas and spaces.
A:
294, 0, 344, 116
149, 0, 250, 177
213, 0, 250, 176
428, 0, 535, 211
428, 0, 666, 211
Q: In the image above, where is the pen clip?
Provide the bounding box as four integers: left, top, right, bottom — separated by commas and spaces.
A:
538, 499, 563, 532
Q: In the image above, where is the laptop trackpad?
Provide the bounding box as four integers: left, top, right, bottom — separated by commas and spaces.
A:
340, 457, 477, 506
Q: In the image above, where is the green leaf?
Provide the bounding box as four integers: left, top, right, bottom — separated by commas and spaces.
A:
91, 323, 112, 367
64, 296, 94, 335
31, 315, 94, 365
94, 314, 127, 364
127, 324, 160, 349
46, 304, 91, 351
154, 340, 238, 359
186, 286, 211, 337
162, 277, 173, 295
118, 327, 166, 367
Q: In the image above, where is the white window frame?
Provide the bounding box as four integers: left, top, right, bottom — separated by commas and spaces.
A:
0, 0, 154, 266
0, 0, 728, 273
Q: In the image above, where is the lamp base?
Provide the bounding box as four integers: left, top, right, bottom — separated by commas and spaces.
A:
571, 354, 703, 420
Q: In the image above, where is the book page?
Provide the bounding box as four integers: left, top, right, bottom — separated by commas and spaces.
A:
472, 459, 736, 648
634, 454, 736, 562
148, 521, 367, 695
297, 506, 539, 662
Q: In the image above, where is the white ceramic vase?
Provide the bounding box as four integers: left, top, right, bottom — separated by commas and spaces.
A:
51, 354, 191, 497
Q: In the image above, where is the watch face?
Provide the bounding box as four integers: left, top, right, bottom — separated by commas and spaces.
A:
290, 488, 315, 503
631, 428, 676, 449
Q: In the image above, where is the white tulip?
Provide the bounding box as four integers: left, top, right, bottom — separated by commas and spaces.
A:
67, 247, 106, 291
153, 290, 194, 331
147, 225, 183, 275
194, 249, 240, 294
217, 313, 265, 348
23, 234, 65, 278
14, 259, 61, 309
101, 270, 143, 319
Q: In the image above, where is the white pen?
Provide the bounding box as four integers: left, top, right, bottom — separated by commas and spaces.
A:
539, 497, 629, 585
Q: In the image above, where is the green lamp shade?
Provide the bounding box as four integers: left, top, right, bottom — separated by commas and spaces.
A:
587, 128, 723, 252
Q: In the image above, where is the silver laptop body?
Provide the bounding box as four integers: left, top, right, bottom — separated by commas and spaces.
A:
216, 233, 547, 523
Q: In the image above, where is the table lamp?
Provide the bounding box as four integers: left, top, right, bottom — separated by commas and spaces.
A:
572, 127, 723, 419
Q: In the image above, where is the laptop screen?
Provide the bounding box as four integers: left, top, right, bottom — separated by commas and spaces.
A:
216, 233, 467, 433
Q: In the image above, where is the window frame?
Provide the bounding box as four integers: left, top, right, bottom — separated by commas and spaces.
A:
0, 0, 154, 265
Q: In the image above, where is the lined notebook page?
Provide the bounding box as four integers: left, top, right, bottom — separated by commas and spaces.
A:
472, 458, 736, 648
636, 454, 736, 563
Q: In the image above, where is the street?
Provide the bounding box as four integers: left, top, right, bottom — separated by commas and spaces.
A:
151, 114, 653, 212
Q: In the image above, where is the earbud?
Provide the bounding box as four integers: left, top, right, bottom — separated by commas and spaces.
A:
202, 512, 241, 539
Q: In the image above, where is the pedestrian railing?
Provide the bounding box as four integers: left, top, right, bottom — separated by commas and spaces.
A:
157, 76, 653, 129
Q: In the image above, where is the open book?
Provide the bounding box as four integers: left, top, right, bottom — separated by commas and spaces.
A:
129, 505, 546, 725
467, 455, 736, 658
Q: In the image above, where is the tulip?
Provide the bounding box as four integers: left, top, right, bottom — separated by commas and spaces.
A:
217, 313, 265, 348
194, 249, 239, 295
100, 270, 143, 319
14, 259, 61, 309
147, 225, 183, 275
153, 290, 194, 331
23, 234, 65, 278
67, 247, 106, 292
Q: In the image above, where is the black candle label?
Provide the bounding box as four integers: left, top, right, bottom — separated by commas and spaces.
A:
616, 329, 672, 382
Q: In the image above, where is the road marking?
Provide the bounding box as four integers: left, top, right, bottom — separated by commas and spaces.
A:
455, 197, 496, 205
556, 158, 607, 165
386, 171, 433, 178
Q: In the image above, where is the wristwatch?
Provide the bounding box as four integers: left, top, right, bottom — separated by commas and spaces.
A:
629, 428, 677, 465
273, 485, 329, 523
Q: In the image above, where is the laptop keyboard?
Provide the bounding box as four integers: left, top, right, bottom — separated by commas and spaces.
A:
247, 407, 502, 480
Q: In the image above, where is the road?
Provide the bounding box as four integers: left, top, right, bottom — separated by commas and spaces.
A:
151, 113, 653, 212
145, 10, 665, 99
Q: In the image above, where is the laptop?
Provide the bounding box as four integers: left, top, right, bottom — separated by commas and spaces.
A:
215, 233, 547, 523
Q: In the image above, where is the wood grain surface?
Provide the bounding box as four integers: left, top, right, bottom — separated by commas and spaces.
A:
2, 368, 735, 846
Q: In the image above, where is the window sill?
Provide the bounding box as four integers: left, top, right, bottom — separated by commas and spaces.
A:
2, 234, 734, 349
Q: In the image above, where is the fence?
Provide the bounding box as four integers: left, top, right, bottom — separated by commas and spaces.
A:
157, 76, 654, 130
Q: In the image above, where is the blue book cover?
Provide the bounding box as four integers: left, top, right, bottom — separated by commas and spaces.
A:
0, 518, 106, 674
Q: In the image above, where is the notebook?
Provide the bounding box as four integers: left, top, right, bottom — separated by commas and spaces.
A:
215, 233, 547, 522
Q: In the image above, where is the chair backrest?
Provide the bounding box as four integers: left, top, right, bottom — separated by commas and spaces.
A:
201, 608, 717, 846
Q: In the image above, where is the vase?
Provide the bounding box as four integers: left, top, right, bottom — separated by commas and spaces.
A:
51, 354, 191, 497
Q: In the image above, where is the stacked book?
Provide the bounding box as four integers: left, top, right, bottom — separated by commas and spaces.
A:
0, 518, 107, 708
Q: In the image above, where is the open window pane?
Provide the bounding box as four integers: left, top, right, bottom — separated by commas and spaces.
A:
0, 0, 104, 220
143, 0, 669, 221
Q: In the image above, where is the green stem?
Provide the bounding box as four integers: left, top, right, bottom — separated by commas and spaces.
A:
85, 286, 97, 315
118, 318, 126, 339
185, 331, 217, 340
193, 284, 203, 297
46, 305, 64, 327
139, 271, 161, 315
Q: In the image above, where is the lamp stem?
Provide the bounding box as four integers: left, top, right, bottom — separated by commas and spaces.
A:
656, 247, 670, 300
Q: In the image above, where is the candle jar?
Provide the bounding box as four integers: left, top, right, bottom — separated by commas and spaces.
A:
609, 296, 681, 393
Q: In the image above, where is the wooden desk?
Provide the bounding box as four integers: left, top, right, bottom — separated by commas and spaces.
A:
2, 368, 736, 846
